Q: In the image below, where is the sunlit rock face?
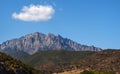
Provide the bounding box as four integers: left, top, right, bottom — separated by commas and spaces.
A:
0, 32, 102, 55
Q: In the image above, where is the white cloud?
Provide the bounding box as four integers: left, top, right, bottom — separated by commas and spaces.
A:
12, 5, 55, 22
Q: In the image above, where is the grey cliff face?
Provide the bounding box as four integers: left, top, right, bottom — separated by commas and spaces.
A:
0, 32, 102, 54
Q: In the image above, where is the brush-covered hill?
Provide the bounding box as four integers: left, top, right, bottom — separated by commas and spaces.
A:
53, 49, 120, 74
22, 49, 120, 73
0, 52, 44, 74
76, 49, 120, 72
23, 50, 95, 73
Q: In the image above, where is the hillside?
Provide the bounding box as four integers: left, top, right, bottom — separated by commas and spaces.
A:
76, 49, 120, 72
0, 52, 43, 74
0, 47, 119, 74
0, 32, 101, 55
23, 50, 95, 73
22, 49, 120, 73
53, 50, 120, 74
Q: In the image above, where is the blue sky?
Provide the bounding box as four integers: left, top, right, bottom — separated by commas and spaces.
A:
0, 0, 120, 49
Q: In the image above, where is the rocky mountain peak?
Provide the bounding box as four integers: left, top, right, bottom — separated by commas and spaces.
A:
0, 32, 102, 55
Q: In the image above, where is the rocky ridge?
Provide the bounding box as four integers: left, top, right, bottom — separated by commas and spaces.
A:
0, 32, 102, 55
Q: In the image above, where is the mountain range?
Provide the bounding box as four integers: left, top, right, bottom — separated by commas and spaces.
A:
0, 32, 120, 74
0, 32, 102, 55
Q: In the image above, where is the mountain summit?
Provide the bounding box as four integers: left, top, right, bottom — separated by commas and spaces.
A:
0, 32, 102, 54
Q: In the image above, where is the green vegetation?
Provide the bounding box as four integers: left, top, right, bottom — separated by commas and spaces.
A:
23, 50, 95, 66
80, 70, 115, 74
23, 50, 95, 72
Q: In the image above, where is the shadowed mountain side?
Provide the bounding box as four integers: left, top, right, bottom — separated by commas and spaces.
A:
10, 51, 29, 61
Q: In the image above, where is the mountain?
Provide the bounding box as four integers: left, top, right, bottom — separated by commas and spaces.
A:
0, 32, 102, 55
0, 52, 44, 74
23, 50, 95, 73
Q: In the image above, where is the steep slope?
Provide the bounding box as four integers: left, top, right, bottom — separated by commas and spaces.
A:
0, 32, 102, 55
23, 50, 95, 73
0, 52, 43, 74
76, 49, 120, 72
